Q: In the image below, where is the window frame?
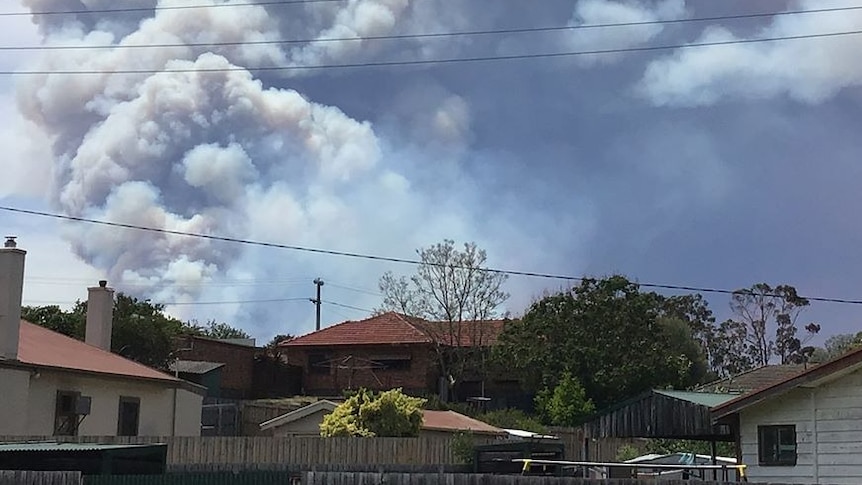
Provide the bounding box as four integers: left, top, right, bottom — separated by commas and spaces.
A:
307, 353, 331, 375
757, 424, 797, 466
374, 356, 412, 371
117, 396, 141, 437
54, 390, 81, 436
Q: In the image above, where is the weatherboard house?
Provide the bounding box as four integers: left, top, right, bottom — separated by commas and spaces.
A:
712, 348, 862, 484
0, 239, 204, 437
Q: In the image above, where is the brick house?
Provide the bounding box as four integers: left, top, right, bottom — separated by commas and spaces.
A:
175, 335, 302, 400
174, 335, 258, 399
281, 312, 522, 405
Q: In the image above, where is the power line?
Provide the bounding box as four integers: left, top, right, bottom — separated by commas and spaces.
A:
0, 0, 345, 17
3, 28, 862, 75
4, 5, 861, 52
166, 297, 310, 306
5, 205, 862, 305
22, 297, 312, 306
24, 277, 317, 288
327, 282, 383, 297
323, 300, 374, 313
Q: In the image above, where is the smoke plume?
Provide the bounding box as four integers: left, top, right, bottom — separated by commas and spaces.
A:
14, 0, 579, 335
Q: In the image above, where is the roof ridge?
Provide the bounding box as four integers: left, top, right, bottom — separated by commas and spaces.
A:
392, 312, 434, 342
281, 317, 361, 345
713, 345, 862, 417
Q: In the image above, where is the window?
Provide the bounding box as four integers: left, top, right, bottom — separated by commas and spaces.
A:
376, 357, 411, 371
117, 396, 141, 436
54, 390, 80, 436
308, 353, 330, 375
758, 425, 797, 466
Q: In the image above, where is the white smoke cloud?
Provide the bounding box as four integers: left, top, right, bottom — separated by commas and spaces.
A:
565, 0, 687, 65
639, 0, 862, 106
12, 0, 598, 335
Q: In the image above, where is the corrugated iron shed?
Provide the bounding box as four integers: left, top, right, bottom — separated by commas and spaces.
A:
0, 441, 167, 476
169, 360, 225, 375
583, 389, 736, 441
0, 442, 162, 452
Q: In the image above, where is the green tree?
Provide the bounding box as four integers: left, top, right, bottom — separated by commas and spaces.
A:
262, 334, 295, 362
377, 240, 509, 400
811, 332, 862, 363
110, 294, 188, 368
535, 371, 595, 427
23, 293, 192, 369
21, 305, 84, 338
479, 408, 546, 434
320, 388, 426, 437
495, 276, 708, 409
728, 283, 820, 367
187, 319, 251, 340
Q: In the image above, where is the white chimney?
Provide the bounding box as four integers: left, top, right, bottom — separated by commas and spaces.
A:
85, 280, 114, 351
0, 236, 25, 361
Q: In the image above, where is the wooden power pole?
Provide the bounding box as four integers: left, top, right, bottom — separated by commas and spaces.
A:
312, 278, 325, 331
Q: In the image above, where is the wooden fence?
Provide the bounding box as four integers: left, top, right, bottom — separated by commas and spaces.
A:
0, 436, 469, 465
0, 470, 82, 485
0, 431, 643, 467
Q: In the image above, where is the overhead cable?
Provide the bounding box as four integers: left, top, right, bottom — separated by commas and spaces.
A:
2, 29, 861, 75
4, 205, 862, 305
3, 5, 861, 51
0, 0, 345, 17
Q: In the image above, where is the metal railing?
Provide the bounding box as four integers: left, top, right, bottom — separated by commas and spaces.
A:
514, 458, 748, 482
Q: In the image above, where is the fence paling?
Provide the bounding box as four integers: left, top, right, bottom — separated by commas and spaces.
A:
0, 470, 82, 485
0, 430, 643, 466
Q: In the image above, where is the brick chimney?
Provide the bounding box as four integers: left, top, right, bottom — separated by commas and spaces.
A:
85, 280, 114, 351
0, 237, 25, 360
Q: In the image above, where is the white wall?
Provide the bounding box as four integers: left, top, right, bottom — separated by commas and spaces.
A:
174, 388, 204, 437
740, 368, 862, 484
21, 370, 201, 437
0, 367, 31, 435
271, 410, 330, 437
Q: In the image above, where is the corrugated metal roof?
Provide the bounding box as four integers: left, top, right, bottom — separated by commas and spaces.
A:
169, 360, 225, 375
0, 442, 165, 452
421, 410, 505, 435
653, 389, 736, 407
696, 364, 809, 393
17, 321, 179, 383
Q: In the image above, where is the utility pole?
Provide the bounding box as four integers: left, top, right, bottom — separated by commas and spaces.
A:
311, 278, 324, 331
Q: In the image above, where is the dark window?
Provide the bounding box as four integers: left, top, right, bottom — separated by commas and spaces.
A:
308, 353, 330, 375
758, 425, 797, 466
117, 396, 141, 436
377, 358, 411, 371
54, 390, 80, 436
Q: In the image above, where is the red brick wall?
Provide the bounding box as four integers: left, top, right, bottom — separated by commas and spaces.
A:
178, 336, 257, 398
286, 344, 438, 397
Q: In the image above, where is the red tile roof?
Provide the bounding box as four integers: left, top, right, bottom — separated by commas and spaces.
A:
421, 410, 504, 436
696, 364, 810, 394
282, 312, 508, 347
16, 320, 180, 383
284, 313, 431, 347
417, 320, 508, 347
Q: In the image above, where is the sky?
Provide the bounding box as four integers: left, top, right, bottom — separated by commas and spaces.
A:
1, 0, 862, 344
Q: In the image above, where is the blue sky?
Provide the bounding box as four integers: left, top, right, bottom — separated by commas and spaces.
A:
1, 0, 861, 343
